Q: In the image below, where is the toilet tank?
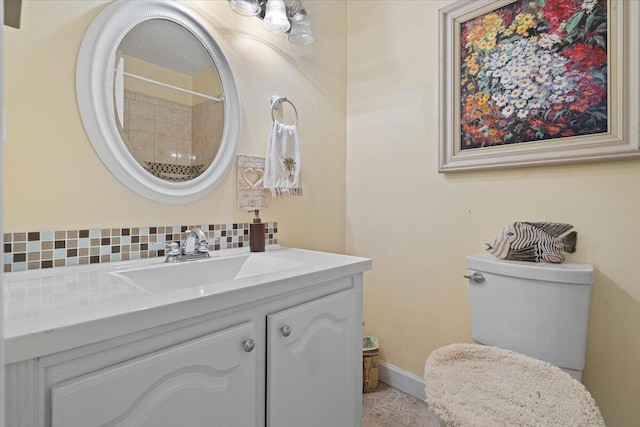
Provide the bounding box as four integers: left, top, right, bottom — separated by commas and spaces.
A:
465, 253, 594, 371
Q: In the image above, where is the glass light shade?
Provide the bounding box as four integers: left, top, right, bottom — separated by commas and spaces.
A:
229, 0, 261, 16
288, 11, 314, 45
263, 0, 290, 33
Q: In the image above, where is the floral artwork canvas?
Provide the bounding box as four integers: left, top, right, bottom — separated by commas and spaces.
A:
459, 0, 608, 150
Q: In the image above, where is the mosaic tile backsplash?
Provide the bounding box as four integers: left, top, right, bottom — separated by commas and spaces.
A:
3, 222, 278, 273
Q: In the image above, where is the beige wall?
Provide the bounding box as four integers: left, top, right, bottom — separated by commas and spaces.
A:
6, 0, 639, 424
193, 66, 222, 105
346, 1, 640, 426
3, 0, 347, 254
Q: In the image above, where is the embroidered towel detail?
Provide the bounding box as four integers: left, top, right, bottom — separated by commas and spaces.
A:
264, 121, 302, 197
272, 187, 303, 197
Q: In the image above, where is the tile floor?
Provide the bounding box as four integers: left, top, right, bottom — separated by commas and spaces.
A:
362, 382, 444, 427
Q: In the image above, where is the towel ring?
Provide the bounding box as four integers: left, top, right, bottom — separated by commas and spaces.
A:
271, 96, 299, 126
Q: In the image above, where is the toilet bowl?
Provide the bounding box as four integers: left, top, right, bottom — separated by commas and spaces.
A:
465, 253, 594, 381
422, 255, 600, 425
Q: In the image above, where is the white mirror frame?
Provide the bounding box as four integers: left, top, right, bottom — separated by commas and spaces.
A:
77, 0, 241, 204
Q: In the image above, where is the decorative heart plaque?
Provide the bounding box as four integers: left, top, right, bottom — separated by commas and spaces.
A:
237, 155, 268, 209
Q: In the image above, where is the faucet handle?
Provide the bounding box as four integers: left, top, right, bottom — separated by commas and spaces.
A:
154, 241, 180, 253
195, 228, 207, 241
196, 239, 209, 254
162, 242, 181, 255
194, 228, 211, 254
161, 242, 181, 262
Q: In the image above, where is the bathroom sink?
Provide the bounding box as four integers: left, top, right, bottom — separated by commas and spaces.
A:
111, 252, 308, 294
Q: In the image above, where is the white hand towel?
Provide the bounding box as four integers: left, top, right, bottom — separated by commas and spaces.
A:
264, 121, 302, 197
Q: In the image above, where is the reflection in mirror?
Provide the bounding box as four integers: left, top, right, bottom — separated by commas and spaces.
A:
114, 20, 224, 182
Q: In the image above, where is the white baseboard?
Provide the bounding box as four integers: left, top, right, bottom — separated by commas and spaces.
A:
378, 362, 426, 401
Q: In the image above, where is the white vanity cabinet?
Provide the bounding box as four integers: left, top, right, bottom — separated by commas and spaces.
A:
267, 290, 357, 426
50, 322, 257, 427
5, 271, 365, 427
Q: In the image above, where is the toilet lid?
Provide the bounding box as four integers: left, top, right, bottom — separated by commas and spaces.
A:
424, 343, 604, 427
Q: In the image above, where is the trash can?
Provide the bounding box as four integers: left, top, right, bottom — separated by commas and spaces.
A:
362, 336, 379, 393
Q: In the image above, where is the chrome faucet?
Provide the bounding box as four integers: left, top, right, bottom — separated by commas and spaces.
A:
164, 228, 211, 263
182, 230, 198, 254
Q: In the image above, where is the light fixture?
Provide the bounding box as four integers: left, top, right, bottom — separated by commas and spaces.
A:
229, 0, 261, 16
228, 0, 314, 45
288, 1, 313, 45
263, 0, 290, 33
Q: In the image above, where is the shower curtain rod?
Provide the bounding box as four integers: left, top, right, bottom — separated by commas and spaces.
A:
123, 72, 223, 103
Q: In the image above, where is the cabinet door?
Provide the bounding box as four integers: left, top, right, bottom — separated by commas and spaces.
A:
267, 290, 357, 427
51, 322, 256, 427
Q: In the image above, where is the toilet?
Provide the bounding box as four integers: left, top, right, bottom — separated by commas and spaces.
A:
465, 253, 594, 381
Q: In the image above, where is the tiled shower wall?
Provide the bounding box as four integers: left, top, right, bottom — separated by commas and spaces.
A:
3, 222, 278, 273
193, 97, 224, 167
123, 91, 193, 167
122, 90, 223, 175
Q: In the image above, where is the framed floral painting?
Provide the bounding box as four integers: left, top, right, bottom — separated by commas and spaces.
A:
439, 0, 640, 172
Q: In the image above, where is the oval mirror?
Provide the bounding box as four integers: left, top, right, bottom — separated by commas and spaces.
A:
77, 1, 241, 204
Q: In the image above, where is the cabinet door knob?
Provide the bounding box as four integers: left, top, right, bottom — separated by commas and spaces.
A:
243, 338, 256, 353
280, 325, 292, 337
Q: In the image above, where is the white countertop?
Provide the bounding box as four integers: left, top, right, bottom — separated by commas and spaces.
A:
3, 246, 371, 363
